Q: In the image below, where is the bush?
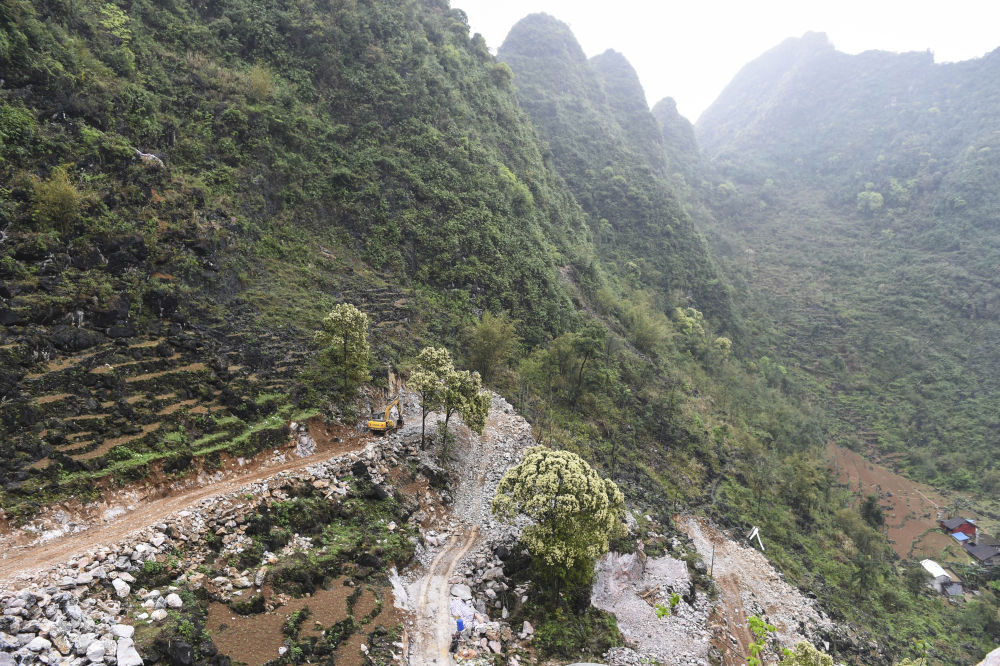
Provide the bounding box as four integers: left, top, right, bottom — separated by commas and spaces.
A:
532, 606, 622, 659
32, 166, 82, 230
230, 594, 266, 615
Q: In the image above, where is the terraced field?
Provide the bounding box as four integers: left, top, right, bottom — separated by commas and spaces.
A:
1, 280, 417, 520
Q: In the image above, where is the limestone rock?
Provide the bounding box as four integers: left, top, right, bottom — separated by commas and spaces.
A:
117, 637, 144, 666
27, 635, 53, 651
112, 624, 134, 639
450, 584, 472, 600
112, 579, 130, 598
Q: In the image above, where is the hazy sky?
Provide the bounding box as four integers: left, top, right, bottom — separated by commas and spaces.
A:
453, 0, 1000, 122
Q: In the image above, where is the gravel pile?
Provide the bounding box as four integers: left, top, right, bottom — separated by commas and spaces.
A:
591, 552, 712, 665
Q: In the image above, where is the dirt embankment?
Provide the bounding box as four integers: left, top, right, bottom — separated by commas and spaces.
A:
678, 516, 833, 666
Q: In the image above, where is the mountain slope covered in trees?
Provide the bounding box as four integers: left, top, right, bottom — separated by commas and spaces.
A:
0, 0, 595, 509
695, 32, 1000, 498
497, 16, 999, 663
498, 13, 734, 329
1, 2, 998, 663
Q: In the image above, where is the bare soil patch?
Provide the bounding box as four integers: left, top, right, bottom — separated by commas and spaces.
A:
35, 393, 72, 405
126, 362, 207, 383
826, 442, 989, 559
157, 399, 198, 415
206, 580, 394, 666
677, 515, 831, 663
76, 423, 161, 460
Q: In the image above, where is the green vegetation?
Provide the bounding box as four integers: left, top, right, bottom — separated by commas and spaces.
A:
778, 642, 835, 666
691, 31, 1000, 662
1, 1, 998, 663
314, 303, 372, 399
466, 311, 519, 384
747, 615, 777, 666
499, 14, 735, 331
697, 32, 1000, 499
492, 446, 625, 586
410, 345, 488, 447
0, 0, 596, 506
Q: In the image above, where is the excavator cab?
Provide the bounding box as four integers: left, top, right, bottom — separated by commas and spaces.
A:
368, 397, 403, 435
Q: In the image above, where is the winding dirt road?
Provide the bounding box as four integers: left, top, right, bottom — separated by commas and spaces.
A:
0, 433, 365, 583
406, 395, 531, 664
409, 527, 480, 665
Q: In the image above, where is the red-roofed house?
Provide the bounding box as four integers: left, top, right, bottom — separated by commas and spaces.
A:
939, 517, 976, 537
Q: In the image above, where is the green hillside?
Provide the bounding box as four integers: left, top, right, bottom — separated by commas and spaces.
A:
0, 0, 589, 509
695, 33, 1000, 498
1, 2, 997, 662
498, 13, 734, 330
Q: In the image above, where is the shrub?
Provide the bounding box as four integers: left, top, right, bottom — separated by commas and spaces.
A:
248, 64, 274, 100
32, 166, 82, 230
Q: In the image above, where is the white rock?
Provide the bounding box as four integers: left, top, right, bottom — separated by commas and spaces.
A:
522, 620, 533, 636
150, 609, 168, 622
117, 637, 144, 666
112, 579, 130, 598
86, 640, 106, 662
450, 584, 472, 600
27, 636, 53, 651
165, 593, 183, 608
74, 633, 96, 655
112, 624, 134, 639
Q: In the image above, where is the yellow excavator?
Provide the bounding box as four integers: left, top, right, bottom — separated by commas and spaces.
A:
368, 397, 403, 435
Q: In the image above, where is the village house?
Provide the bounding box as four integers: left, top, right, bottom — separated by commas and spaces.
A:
939, 517, 1000, 566
964, 543, 1000, 567
920, 559, 960, 594
939, 517, 977, 537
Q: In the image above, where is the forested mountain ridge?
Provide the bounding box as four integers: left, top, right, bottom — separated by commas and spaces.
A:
498, 13, 735, 330
695, 33, 1000, 496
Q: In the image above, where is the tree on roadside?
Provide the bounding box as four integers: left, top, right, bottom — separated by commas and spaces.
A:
411, 346, 491, 449
442, 368, 489, 436
491, 446, 625, 587
410, 346, 453, 448
315, 303, 371, 397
